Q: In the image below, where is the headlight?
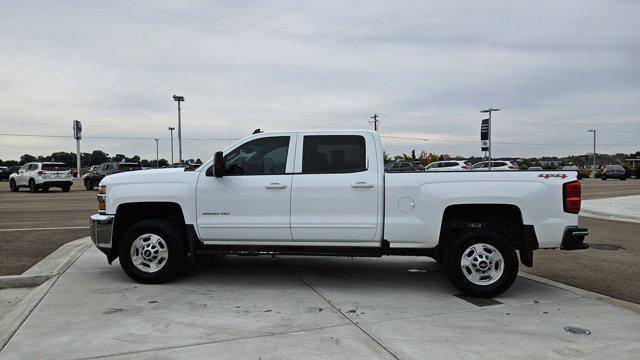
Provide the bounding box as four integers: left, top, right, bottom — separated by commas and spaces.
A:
98, 186, 107, 213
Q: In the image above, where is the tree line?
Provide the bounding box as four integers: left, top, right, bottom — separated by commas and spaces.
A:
385, 149, 640, 169
0, 150, 202, 168
2, 148, 637, 169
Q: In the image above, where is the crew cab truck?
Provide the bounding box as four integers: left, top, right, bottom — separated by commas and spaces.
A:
90, 130, 588, 298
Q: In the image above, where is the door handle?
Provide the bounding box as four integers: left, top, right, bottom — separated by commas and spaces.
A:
265, 183, 287, 189
351, 182, 375, 188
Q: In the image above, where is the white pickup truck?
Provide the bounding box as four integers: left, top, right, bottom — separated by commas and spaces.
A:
90, 130, 588, 297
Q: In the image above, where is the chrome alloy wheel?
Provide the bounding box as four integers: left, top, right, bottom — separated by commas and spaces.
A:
460, 243, 504, 285
130, 233, 169, 273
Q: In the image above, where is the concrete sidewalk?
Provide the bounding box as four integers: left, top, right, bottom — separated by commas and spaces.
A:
581, 195, 640, 223
1, 246, 639, 359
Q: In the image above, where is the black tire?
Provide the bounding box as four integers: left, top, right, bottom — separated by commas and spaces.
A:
9, 179, 18, 192
42, 185, 49, 192
601, 176, 606, 181
28, 179, 39, 193
118, 219, 187, 284
85, 180, 94, 190
444, 230, 518, 298
61, 184, 71, 192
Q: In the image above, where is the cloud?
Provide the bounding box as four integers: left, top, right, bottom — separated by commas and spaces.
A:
0, 0, 638, 161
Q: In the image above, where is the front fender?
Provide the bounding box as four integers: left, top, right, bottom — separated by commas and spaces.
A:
106, 182, 196, 224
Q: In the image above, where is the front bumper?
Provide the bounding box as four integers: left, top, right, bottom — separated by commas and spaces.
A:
90, 214, 114, 250
561, 226, 589, 250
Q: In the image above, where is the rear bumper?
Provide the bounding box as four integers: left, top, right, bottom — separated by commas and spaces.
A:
560, 226, 589, 250
602, 173, 626, 179
37, 179, 73, 186
90, 214, 114, 255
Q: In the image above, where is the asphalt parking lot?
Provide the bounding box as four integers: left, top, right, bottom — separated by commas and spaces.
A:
1, 177, 639, 305
581, 177, 640, 200
0, 180, 95, 275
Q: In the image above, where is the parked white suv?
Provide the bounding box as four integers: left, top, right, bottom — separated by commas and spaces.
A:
9, 162, 73, 192
425, 160, 470, 171
471, 161, 519, 171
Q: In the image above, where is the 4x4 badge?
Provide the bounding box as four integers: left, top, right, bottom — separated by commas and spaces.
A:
538, 173, 567, 179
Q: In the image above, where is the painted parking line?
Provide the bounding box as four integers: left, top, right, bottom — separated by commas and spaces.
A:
0, 226, 89, 232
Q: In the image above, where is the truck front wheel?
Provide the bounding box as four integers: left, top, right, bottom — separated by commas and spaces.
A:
444, 230, 518, 298
118, 219, 187, 284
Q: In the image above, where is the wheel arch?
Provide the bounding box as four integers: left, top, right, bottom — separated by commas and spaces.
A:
437, 204, 538, 266
110, 202, 187, 263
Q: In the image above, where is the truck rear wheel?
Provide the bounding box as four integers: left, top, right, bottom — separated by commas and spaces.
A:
118, 219, 187, 284
444, 230, 518, 298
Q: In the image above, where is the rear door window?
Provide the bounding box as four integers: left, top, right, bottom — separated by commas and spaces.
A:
302, 135, 366, 174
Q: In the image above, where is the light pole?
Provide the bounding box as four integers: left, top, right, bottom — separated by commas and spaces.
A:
173, 95, 185, 165
154, 138, 159, 168
168, 127, 175, 165
588, 129, 596, 178
480, 108, 500, 171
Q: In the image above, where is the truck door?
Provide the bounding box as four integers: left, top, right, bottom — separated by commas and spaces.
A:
290, 133, 381, 244
196, 134, 296, 242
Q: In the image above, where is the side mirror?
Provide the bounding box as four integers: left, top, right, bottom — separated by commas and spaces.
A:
213, 151, 225, 178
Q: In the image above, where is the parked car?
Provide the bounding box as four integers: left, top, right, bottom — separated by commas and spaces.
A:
471, 161, 519, 171
0, 166, 11, 180
425, 160, 470, 172
601, 165, 627, 181
9, 162, 73, 192
411, 161, 426, 172
561, 166, 582, 180
528, 167, 543, 171
83, 162, 142, 190
90, 130, 588, 298
385, 161, 423, 172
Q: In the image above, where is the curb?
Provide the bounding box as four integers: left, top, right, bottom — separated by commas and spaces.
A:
579, 209, 640, 224
0, 238, 92, 351
0, 238, 92, 290
0, 274, 56, 289
519, 271, 640, 315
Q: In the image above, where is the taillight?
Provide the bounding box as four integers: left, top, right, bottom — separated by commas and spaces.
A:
37, 170, 45, 175
508, 165, 517, 169
461, 165, 468, 169
563, 181, 581, 214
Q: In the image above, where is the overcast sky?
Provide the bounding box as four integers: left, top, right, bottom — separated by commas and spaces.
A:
1, 0, 638, 162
